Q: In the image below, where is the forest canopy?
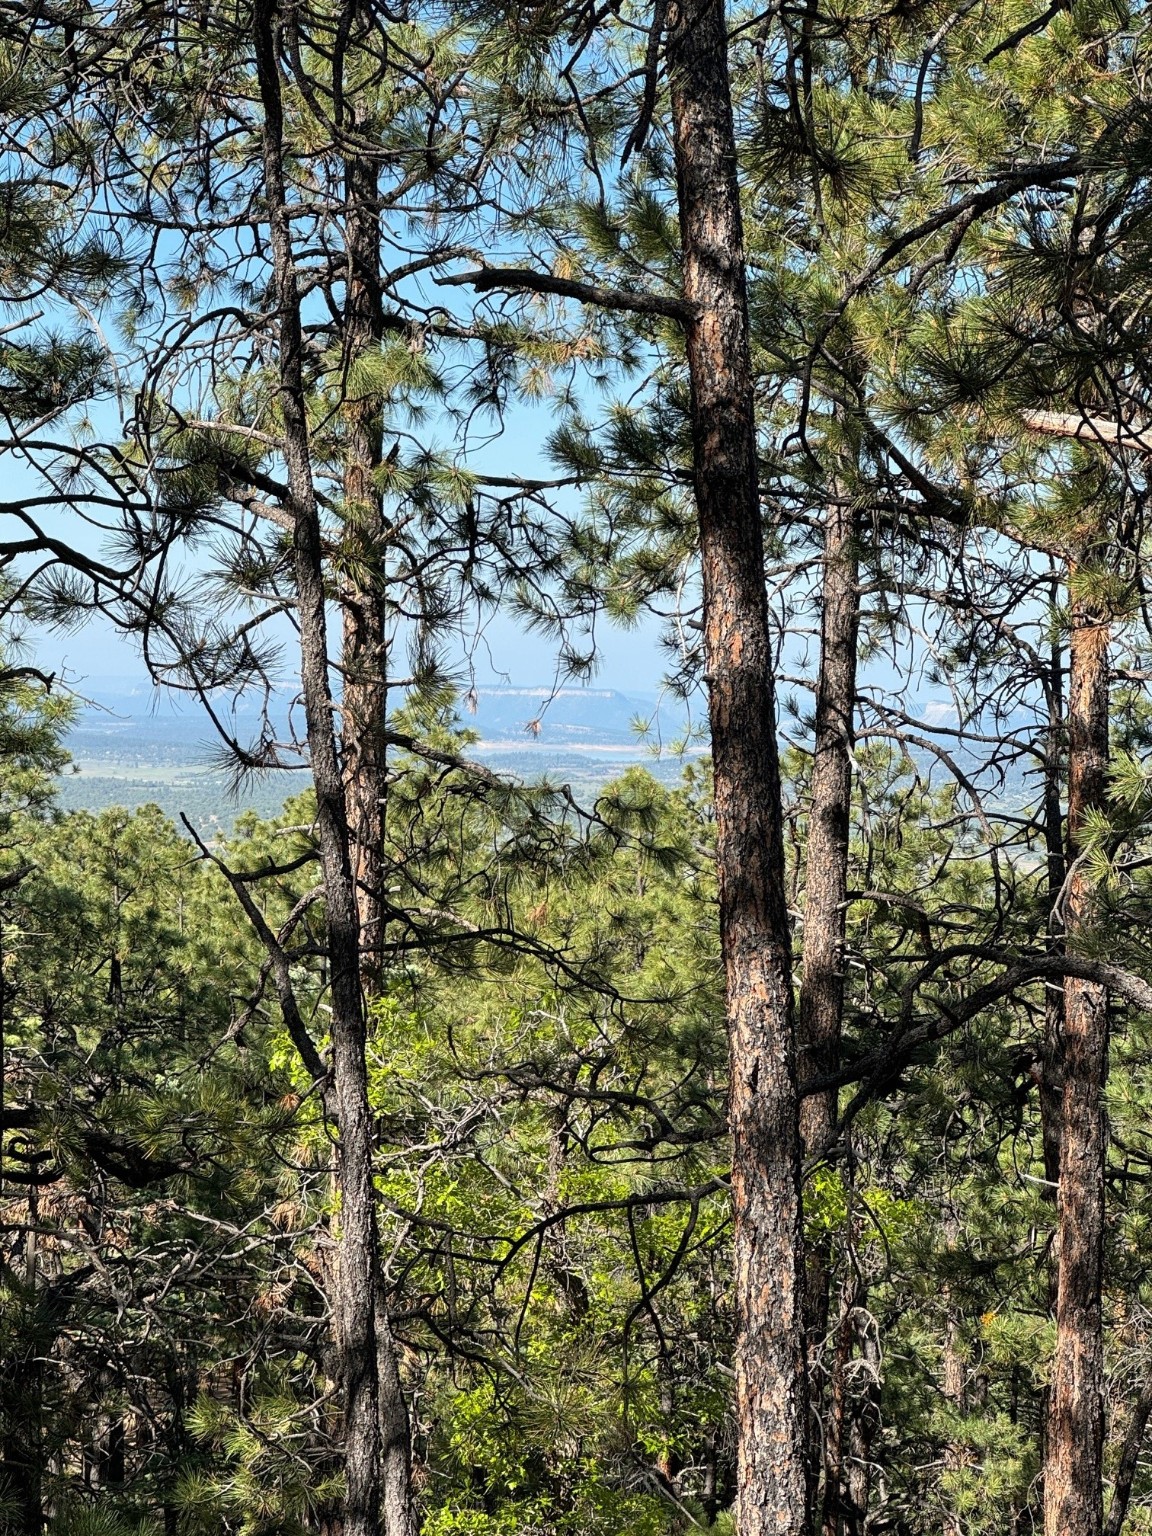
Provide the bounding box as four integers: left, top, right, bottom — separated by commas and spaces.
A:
2, 1, 1152, 1535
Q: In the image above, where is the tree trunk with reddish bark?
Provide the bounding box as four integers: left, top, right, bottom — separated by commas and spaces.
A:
667, 3, 808, 1532
1044, 586, 1110, 1536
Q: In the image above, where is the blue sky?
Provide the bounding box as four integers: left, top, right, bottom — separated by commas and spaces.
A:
25, 603, 670, 697
14, 387, 674, 702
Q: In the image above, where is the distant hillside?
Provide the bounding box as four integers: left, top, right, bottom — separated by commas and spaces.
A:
52, 675, 1037, 828
461, 685, 669, 745
54, 679, 699, 826
62, 681, 686, 755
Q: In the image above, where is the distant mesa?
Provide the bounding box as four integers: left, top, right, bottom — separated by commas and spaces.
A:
61, 681, 677, 766
466, 686, 656, 746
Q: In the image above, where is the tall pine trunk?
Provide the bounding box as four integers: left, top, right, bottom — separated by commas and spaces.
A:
1041, 622, 1066, 1206
1043, 583, 1110, 1536
341, 134, 417, 1536
820, 1265, 862, 1536
339, 52, 416, 1532
376, 1301, 417, 1536
797, 496, 859, 1512
340, 126, 390, 999
254, 6, 382, 1531
798, 496, 858, 1157
667, 3, 808, 1531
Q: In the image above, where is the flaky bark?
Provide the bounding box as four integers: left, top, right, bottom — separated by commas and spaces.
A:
1044, 598, 1110, 1536
254, 7, 381, 1532
667, 3, 808, 1532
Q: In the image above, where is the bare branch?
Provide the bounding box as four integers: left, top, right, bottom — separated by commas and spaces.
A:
437, 264, 695, 322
